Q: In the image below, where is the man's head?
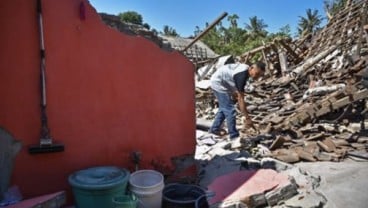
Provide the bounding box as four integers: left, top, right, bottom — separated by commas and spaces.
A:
249, 61, 266, 80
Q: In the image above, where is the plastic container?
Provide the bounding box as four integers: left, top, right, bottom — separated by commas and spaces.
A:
68, 166, 130, 208
162, 183, 210, 208
112, 194, 138, 208
129, 170, 164, 208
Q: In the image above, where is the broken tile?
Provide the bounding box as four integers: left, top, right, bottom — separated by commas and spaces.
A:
317, 141, 333, 153
272, 149, 300, 163
322, 137, 336, 152
295, 147, 317, 162
304, 141, 320, 156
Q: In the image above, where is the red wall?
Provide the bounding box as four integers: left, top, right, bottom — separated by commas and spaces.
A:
0, 0, 195, 200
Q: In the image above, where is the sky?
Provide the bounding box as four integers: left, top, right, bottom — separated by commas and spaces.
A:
88, 0, 327, 37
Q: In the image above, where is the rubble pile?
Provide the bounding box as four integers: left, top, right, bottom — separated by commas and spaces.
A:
196, 0, 368, 163
99, 13, 165, 47
195, 132, 326, 208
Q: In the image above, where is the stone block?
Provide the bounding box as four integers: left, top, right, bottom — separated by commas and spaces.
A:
265, 178, 298, 206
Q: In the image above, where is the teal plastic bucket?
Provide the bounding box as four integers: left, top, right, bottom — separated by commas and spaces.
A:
112, 194, 138, 208
68, 166, 130, 208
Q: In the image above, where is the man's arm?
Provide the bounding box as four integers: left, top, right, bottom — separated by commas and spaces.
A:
235, 91, 248, 117
235, 91, 255, 128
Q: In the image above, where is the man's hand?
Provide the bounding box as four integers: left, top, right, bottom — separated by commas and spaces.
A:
243, 117, 255, 129
231, 92, 238, 103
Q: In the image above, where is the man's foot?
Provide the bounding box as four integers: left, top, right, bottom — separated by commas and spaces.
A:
230, 136, 242, 149
209, 129, 227, 136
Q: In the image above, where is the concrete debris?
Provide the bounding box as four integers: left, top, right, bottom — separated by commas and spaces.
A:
296, 160, 368, 208
195, 131, 324, 208
283, 191, 327, 208
265, 179, 298, 206
207, 169, 295, 207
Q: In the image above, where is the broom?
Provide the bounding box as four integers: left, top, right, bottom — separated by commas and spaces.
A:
28, 0, 64, 154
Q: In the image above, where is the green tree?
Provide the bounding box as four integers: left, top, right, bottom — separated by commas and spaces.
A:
162, 25, 179, 37
279, 24, 291, 37
245, 16, 268, 39
227, 14, 239, 28
118, 11, 143, 25
201, 14, 249, 56
324, 0, 348, 19
268, 24, 292, 40
297, 9, 323, 36
201, 22, 223, 53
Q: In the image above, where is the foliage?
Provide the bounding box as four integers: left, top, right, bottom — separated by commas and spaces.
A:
118, 11, 143, 25
324, 0, 348, 18
162, 25, 179, 37
245, 16, 268, 39
116, 9, 323, 58
297, 9, 323, 36
198, 14, 288, 57
118, 11, 152, 31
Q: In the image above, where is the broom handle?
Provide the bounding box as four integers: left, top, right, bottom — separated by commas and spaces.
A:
37, 0, 47, 107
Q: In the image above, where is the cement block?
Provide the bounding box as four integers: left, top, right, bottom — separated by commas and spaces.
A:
265, 179, 298, 206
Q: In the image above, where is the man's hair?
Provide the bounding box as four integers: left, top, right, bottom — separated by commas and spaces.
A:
224, 55, 235, 64
254, 61, 266, 72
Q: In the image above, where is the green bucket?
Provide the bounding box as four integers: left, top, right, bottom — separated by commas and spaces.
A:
68, 166, 130, 208
112, 194, 138, 208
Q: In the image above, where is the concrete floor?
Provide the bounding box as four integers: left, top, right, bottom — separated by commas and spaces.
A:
296, 159, 368, 208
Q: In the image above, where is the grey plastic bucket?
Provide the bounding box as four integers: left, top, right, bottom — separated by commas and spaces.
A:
129, 170, 164, 208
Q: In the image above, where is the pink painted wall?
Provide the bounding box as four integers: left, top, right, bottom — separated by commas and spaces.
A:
0, 0, 195, 201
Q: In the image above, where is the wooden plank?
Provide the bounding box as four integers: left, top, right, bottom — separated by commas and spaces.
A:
305, 133, 325, 141
278, 39, 301, 63
278, 50, 288, 76
269, 136, 286, 150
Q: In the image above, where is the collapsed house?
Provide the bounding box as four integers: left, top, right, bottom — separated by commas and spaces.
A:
196, 0, 368, 163
194, 1, 368, 207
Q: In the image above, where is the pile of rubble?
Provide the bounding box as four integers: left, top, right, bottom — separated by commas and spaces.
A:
195, 131, 326, 207
99, 13, 165, 47
196, 0, 368, 164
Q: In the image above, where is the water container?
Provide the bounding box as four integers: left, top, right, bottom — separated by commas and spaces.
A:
129, 170, 164, 208
112, 194, 138, 208
68, 166, 130, 208
162, 183, 209, 208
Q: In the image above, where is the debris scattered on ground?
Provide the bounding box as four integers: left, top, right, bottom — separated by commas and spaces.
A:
196, 0, 368, 164
195, 1, 368, 207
